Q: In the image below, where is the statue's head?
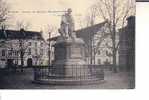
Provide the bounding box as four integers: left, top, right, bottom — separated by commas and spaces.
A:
67, 8, 72, 14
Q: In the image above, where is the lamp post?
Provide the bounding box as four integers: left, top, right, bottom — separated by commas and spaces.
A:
19, 28, 26, 72
48, 32, 52, 66
112, 0, 117, 73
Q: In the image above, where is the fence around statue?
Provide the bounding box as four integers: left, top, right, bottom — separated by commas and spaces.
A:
33, 65, 108, 85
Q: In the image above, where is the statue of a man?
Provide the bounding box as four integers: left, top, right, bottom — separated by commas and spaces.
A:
59, 8, 76, 39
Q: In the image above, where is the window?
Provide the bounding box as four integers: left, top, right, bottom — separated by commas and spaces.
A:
15, 60, 18, 65
14, 51, 18, 56
98, 59, 101, 64
104, 59, 110, 65
2, 50, 5, 56
98, 50, 101, 55
7, 48, 13, 56
106, 51, 109, 56
35, 49, 38, 55
35, 61, 38, 65
16, 51, 19, 56
28, 48, 31, 55
28, 42, 31, 46
40, 61, 43, 65
8, 50, 12, 56
35, 42, 37, 47
40, 42, 43, 47
40, 49, 43, 55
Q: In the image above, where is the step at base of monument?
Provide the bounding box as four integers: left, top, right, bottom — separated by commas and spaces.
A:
33, 78, 105, 85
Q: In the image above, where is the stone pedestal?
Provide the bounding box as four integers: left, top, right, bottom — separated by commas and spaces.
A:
53, 38, 86, 65
52, 38, 88, 78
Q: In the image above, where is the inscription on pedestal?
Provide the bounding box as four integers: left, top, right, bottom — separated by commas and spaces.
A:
55, 47, 66, 60
70, 46, 82, 58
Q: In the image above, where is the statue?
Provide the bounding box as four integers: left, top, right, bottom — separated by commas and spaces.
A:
58, 8, 76, 40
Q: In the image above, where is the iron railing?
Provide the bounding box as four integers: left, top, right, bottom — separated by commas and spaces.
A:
33, 65, 106, 82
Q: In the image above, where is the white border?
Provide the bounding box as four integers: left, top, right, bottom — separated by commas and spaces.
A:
1, 2, 149, 100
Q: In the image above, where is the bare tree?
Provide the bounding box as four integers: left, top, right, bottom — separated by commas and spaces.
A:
16, 21, 32, 30
0, 0, 9, 26
15, 21, 32, 71
80, 5, 109, 64
0, 0, 10, 55
94, 0, 135, 72
83, 5, 98, 64
85, 5, 97, 27
93, 24, 111, 61
45, 24, 57, 65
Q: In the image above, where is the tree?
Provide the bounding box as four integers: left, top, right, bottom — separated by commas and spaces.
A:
45, 24, 57, 65
0, 0, 11, 30
94, 0, 135, 72
16, 21, 32, 30
16, 21, 32, 71
80, 5, 109, 65
86, 5, 98, 64
0, 0, 9, 26
93, 25, 111, 63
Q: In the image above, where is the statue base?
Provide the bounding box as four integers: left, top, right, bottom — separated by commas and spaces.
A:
52, 38, 87, 78
33, 38, 104, 85
53, 38, 86, 64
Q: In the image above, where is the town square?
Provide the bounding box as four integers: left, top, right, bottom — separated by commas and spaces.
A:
0, 0, 135, 89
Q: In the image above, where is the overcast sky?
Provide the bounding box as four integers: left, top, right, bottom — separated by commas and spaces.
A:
6, 0, 96, 39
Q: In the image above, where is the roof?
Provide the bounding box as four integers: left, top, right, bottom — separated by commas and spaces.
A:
76, 21, 107, 37
0, 29, 44, 40
75, 21, 107, 44
47, 36, 59, 41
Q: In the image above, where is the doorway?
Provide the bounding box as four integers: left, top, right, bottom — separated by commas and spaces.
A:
27, 58, 33, 67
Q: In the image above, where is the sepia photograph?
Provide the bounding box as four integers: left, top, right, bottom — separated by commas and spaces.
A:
0, 0, 135, 89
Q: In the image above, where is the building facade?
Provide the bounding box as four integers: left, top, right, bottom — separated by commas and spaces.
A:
0, 29, 49, 68
119, 16, 135, 71
76, 21, 119, 65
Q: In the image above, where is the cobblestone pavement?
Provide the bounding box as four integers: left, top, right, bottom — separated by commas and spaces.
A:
0, 68, 135, 89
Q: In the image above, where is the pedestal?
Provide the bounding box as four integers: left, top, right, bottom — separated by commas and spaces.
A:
53, 38, 86, 64
52, 38, 88, 78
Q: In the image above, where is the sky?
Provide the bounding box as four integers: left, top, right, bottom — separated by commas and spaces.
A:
6, 0, 96, 39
